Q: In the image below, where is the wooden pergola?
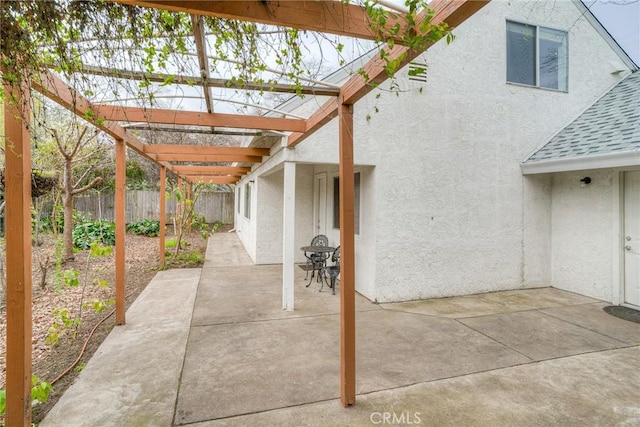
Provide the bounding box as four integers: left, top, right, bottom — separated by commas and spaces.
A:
3, 1, 488, 424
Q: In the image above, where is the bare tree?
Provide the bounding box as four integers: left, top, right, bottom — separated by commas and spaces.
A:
50, 126, 106, 260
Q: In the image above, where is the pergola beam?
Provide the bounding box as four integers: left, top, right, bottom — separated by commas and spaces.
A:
287, 0, 489, 146
288, 98, 339, 147
124, 124, 275, 137
341, 0, 490, 104
93, 104, 306, 132
170, 165, 251, 175
153, 153, 263, 163
73, 64, 340, 97
32, 72, 175, 170
186, 176, 239, 184
108, 0, 406, 43
143, 144, 269, 156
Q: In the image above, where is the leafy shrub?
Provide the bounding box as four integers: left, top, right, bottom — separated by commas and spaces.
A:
165, 238, 187, 249
72, 219, 116, 249
127, 219, 161, 237
192, 213, 211, 239
172, 251, 204, 265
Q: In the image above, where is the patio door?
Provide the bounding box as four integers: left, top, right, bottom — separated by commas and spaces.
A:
314, 173, 327, 236
623, 171, 640, 307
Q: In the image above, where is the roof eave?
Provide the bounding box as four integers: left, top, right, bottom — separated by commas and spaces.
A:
574, 0, 639, 71
521, 150, 640, 174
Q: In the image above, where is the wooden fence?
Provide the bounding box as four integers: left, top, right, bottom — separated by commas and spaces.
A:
73, 190, 234, 224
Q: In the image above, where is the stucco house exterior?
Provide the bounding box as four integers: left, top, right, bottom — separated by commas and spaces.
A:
233, 0, 639, 308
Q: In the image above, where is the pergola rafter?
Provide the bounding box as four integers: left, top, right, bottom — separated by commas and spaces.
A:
92, 104, 307, 132
191, 14, 214, 114
73, 64, 341, 97
289, 0, 490, 147
3, 0, 489, 423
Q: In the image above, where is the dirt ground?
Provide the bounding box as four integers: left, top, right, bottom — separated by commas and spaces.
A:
0, 228, 216, 424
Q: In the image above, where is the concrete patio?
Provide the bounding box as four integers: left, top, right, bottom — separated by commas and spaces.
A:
42, 233, 640, 426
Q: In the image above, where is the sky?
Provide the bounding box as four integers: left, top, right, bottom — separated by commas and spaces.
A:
582, 0, 640, 65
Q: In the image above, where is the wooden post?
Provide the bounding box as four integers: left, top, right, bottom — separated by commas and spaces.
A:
4, 82, 33, 425
159, 165, 166, 268
338, 101, 356, 407
177, 177, 183, 231
186, 181, 192, 233
115, 138, 126, 325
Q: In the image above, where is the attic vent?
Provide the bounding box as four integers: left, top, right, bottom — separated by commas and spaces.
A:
408, 62, 427, 82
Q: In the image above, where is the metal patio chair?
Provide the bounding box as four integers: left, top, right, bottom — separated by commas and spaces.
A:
321, 246, 340, 295
304, 234, 329, 283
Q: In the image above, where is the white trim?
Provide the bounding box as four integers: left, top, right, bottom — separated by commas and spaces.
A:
521, 150, 640, 174
574, 0, 639, 71
282, 161, 296, 311
612, 171, 622, 305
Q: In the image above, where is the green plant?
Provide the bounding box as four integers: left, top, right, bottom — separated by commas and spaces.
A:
31, 375, 54, 405
0, 377, 53, 420
0, 389, 5, 419
169, 250, 204, 266
72, 218, 116, 249
164, 238, 187, 249
82, 297, 115, 314
46, 307, 81, 345
127, 219, 161, 237
192, 213, 211, 239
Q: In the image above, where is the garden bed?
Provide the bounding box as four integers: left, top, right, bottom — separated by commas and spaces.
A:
0, 228, 211, 423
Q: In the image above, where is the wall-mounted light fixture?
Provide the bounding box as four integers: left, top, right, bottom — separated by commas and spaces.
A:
580, 177, 591, 185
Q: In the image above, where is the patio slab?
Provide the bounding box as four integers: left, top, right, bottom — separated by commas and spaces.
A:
204, 232, 253, 266
540, 302, 640, 345
192, 346, 640, 427
192, 264, 378, 326
458, 310, 627, 361
41, 233, 640, 427
177, 308, 530, 424
41, 269, 201, 427
381, 287, 599, 319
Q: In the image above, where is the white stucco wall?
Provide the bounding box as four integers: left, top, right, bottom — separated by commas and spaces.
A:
237, 0, 632, 303
287, 0, 631, 302
550, 169, 620, 302
308, 164, 377, 299
239, 163, 314, 265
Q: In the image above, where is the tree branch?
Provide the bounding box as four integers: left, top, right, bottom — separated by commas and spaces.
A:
52, 128, 71, 159
69, 126, 89, 159
71, 177, 102, 196
72, 144, 110, 164
73, 165, 94, 189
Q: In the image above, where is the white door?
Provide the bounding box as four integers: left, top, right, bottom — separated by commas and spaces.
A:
624, 171, 640, 307
313, 173, 327, 236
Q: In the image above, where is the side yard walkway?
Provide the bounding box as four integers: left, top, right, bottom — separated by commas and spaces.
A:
42, 232, 640, 426
41, 268, 201, 427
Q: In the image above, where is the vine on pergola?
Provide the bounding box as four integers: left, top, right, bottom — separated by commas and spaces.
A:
1, 0, 454, 112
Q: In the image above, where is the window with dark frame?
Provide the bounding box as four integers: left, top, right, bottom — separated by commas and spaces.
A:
333, 172, 360, 235
506, 20, 568, 91
244, 183, 251, 219
237, 186, 241, 214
